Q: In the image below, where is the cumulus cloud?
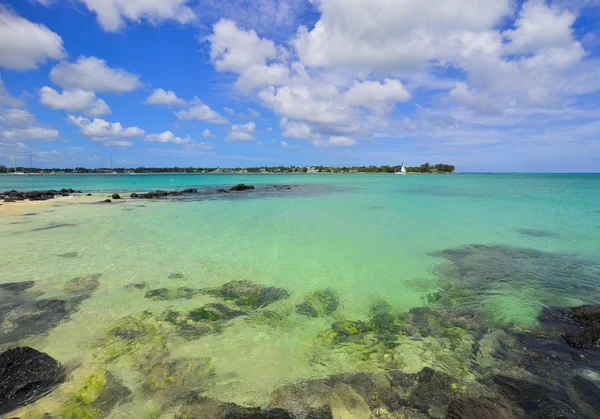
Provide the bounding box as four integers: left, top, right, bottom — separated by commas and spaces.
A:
344, 79, 411, 112
0, 6, 65, 70
144, 130, 191, 144
209, 19, 278, 72
0, 108, 35, 127
226, 122, 256, 142
202, 129, 215, 137
76, 0, 196, 32
145, 88, 186, 106
50, 56, 142, 93
40, 87, 111, 117
68, 115, 145, 146
175, 100, 229, 124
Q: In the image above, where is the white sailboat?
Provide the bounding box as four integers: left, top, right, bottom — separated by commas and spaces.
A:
109, 155, 117, 175
7, 155, 26, 175
395, 162, 407, 175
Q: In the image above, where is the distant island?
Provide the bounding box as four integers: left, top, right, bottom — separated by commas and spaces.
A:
1, 163, 455, 174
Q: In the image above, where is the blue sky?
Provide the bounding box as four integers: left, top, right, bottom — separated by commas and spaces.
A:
0, 0, 599, 171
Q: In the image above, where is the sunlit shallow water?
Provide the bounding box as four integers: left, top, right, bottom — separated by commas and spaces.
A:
1, 173, 599, 417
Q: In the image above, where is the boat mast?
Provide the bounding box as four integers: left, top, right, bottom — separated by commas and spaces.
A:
29, 153, 32, 174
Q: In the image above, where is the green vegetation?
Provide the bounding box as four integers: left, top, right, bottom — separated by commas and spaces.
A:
296, 288, 341, 318
4, 163, 454, 174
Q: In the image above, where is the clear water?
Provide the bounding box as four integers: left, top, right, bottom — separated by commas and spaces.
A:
1, 173, 599, 417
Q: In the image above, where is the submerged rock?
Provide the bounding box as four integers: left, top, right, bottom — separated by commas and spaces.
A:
176, 395, 293, 419
168, 272, 184, 279
446, 397, 518, 419
60, 371, 132, 419
144, 287, 199, 301
57, 252, 79, 258
205, 280, 289, 308
188, 304, 247, 322
296, 288, 340, 318
515, 228, 559, 238
0, 347, 65, 415
0, 281, 35, 293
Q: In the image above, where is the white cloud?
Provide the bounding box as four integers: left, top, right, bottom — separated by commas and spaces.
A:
145, 130, 191, 144
145, 88, 186, 106
235, 64, 291, 92
50, 56, 142, 93
503, 0, 577, 54
40, 87, 111, 117
226, 121, 256, 142
77, 0, 196, 32
280, 118, 317, 140
175, 100, 229, 124
0, 6, 65, 70
327, 135, 357, 147
224, 107, 235, 116
344, 79, 411, 112
294, 0, 512, 71
0, 108, 36, 127
1, 127, 59, 141
68, 115, 144, 146
202, 129, 215, 137
208, 19, 277, 72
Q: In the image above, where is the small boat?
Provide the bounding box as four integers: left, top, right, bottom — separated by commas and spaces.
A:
395, 162, 407, 175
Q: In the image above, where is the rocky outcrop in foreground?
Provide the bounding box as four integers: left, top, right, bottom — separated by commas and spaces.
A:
0, 347, 65, 415
2, 189, 81, 202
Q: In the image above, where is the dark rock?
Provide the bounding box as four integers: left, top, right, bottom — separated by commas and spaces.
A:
176, 395, 294, 419
296, 302, 319, 318
111, 194, 121, 200
0, 347, 65, 415
564, 327, 600, 349
493, 375, 577, 418
206, 280, 289, 308
181, 188, 198, 193
65, 274, 101, 294
305, 406, 333, 418
569, 305, 600, 327
155, 190, 168, 197
168, 272, 184, 279
516, 228, 559, 238
446, 398, 518, 419
3, 197, 16, 203
103, 199, 112, 203
86, 193, 92, 196
0, 281, 35, 293
230, 184, 255, 192
216, 189, 229, 193
130, 193, 139, 198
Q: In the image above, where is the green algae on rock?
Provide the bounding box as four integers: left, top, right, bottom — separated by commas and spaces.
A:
204, 280, 290, 308
296, 288, 340, 318
60, 371, 131, 419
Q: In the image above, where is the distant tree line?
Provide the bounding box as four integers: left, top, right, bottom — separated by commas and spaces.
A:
0, 163, 455, 174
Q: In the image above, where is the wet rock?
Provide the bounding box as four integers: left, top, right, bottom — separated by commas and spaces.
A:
111, 194, 121, 200
493, 375, 578, 418
103, 199, 112, 203
86, 193, 92, 196
329, 320, 371, 342
129, 193, 139, 198
57, 252, 78, 258
0, 347, 65, 415
230, 184, 255, 192
296, 288, 340, 318
569, 305, 600, 327
446, 398, 518, 419
564, 327, 600, 349
0, 281, 35, 293
181, 188, 198, 193
216, 188, 229, 193
144, 287, 199, 301
206, 280, 289, 308
176, 395, 293, 419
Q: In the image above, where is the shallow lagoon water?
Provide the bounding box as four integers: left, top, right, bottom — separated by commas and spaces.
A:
1, 173, 599, 417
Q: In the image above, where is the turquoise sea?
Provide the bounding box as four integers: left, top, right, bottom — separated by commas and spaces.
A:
1, 173, 599, 417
